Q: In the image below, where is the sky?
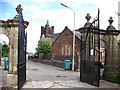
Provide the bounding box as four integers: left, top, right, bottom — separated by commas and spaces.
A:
0, 0, 120, 53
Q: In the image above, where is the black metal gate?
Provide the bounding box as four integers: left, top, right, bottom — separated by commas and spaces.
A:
80, 9, 100, 87
17, 4, 27, 89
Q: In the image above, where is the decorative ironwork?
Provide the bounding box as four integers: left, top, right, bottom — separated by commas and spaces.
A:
17, 4, 27, 89
80, 9, 100, 87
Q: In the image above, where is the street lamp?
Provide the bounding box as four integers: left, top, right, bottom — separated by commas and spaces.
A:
60, 3, 75, 71
117, 12, 120, 30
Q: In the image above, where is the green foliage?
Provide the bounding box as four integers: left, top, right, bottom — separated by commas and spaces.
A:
107, 76, 120, 84
2, 42, 8, 57
36, 40, 52, 54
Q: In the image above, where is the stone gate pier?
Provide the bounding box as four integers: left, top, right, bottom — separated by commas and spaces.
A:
79, 12, 120, 86
105, 16, 120, 82
0, 8, 29, 85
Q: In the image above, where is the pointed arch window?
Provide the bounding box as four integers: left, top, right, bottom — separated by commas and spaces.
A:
67, 45, 71, 55
62, 47, 64, 55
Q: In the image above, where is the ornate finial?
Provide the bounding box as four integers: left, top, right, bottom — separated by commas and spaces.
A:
85, 13, 91, 22
106, 16, 116, 30
84, 13, 91, 27
108, 16, 114, 25
16, 4, 23, 13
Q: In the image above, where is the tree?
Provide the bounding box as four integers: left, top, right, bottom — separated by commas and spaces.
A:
2, 42, 8, 57
36, 40, 52, 54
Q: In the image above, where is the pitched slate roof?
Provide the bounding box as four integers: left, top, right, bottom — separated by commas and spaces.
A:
53, 26, 82, 45
74, 31, 81, 39
54, 33, 60, 41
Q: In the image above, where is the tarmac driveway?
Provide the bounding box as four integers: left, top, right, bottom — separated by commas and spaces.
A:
26, 60, 79, 81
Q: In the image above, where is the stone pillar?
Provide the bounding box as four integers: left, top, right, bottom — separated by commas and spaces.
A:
6, 15, 19, 85
7, 13, 28, 85
8, 26, 18, 74
84, 13, 92, 61
106, 16, 120, 82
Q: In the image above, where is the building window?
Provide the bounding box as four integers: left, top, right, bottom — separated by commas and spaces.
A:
65, 45, 67, 55
62, 47, 64, 55
67, 46, 71, 55
62, 45, 71, 56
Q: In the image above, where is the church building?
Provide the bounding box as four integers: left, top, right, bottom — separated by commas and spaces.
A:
40, 20, 81, 70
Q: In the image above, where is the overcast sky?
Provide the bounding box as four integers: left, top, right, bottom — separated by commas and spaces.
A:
0, 0, 119, 53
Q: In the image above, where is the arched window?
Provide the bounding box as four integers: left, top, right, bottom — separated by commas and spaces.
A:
62, 47, 64, 55
67, 45, 71, 56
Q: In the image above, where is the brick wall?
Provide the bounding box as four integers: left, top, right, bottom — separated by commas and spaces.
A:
52, 27, 80, 57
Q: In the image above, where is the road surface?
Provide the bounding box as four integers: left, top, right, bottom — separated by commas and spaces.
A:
24, 60, 119, 89
26, 60, 80, 81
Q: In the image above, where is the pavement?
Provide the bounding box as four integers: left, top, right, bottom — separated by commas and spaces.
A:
0, 59, 8, 89
23, 79, 96, 88
21, 78, 120, 89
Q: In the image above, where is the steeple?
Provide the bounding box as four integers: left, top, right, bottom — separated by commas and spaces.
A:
40, 21, 54, 42
46, 20, 49, 26
45, 20, 50, 36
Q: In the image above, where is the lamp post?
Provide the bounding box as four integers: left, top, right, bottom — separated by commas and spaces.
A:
117, 13, 120, 30
60, 3, 75, 71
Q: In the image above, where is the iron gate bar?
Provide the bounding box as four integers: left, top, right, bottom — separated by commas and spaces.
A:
17, 4, 27, 90
85, 19, 98, 42
97, 9, 100, 86
80, 9, 100, 87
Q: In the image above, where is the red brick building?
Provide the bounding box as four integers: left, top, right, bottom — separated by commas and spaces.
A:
40, 21, 81, 70
52, 26, 81, 57
40, 21, 81, 58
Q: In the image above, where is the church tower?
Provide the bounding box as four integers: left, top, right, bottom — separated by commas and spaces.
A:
40, 20, 54, 43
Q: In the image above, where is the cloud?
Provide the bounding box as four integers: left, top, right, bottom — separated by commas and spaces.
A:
1, 0, 120, 53
0, 34, 9, 44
